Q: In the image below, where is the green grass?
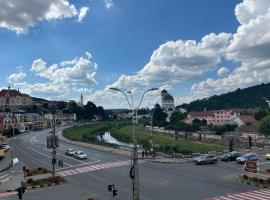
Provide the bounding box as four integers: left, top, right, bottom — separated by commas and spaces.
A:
64, 123, 225, 154
110, 125, 225, 154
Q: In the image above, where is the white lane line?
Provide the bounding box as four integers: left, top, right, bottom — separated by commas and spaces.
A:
26, 147, 73, 167
0, 174, 8, 179
259, 161, 270, 165
0, 191, 16, 198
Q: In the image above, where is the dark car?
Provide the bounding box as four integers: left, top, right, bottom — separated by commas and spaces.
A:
221, 151, 241, 162
194, 154, 217, 165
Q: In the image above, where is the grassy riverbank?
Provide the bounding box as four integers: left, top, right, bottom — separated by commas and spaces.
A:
64, 123, 225, 154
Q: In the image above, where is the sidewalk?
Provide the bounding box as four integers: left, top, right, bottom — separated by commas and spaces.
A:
0, 150, 14, 173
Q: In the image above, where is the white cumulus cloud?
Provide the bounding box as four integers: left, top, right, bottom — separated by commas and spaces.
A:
104, 0, 114, 9
0, 0, 89, 34
217, 67, 230, 77
191, 0, 270, 98
8, 71, 26, 83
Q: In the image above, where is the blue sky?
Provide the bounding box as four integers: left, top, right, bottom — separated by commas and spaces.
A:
0, 0, 270, 109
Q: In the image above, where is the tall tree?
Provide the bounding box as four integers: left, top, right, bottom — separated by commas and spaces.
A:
254, 109, 269, 121
169, 111, 186, 125
152, 104, 167, 126
259, 116, 270, 137
84, 101, 97, 119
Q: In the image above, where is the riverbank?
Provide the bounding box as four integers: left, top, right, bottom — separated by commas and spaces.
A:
63, 123, 225, 155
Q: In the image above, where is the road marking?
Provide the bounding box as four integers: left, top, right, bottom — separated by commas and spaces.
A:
58, 160, 130, 177
0, 191, 16, 198
56, 160, 101, 171
26, 147, 73, 167
259, 161, 270, 165
208, 189, 270, 200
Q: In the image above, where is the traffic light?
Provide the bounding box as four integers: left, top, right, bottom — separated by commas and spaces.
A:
108, 184, 114, 192
16, 187, 22, 200
229, 138, 234, 152
113, 189, 117, 197
248, 136, 253, 148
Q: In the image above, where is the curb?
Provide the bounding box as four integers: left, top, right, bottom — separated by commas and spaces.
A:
236, 178, 270, 188
5, 181, 65, 193
145, 158, 193, 164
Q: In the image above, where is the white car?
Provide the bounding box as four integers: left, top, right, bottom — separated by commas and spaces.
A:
0, 144, 10, 152
74, 151, 87, 159
65, 148, 76, 156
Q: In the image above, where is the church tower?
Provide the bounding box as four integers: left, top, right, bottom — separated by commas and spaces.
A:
80, 93, 84, 106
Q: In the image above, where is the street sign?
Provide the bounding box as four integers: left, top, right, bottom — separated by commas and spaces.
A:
244, 160, 258, 173
46, 135, 59, 148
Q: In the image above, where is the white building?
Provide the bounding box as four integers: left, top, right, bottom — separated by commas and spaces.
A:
161, 90, 175, 121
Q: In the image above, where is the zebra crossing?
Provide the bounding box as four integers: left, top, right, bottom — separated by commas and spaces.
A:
58, 160, 130, 177
209, 189, 270, 200
0, 173, 13, 184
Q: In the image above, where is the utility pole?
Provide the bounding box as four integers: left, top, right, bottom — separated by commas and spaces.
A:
110, 87, 158, 200
52, 115, 56, 177
43, 108, 67, 177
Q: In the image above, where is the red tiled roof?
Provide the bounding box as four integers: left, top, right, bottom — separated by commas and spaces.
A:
236, 115, 258, 132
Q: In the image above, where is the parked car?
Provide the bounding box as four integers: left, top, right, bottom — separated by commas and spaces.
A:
194, 154, 217, 165
65, 148, 76, 156
0, 144, 10, 152
236, 153, 258, 164
74, 151, 87, 160
265, 152, 270, 160
221, 151, 241, 162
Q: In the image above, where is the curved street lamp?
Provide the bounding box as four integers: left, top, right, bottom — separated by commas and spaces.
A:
109, 87, 158, 200
42, 107, 68, 177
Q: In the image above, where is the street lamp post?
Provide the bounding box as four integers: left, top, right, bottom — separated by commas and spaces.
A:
110, 87, 158, 200
42, 108, 68, 177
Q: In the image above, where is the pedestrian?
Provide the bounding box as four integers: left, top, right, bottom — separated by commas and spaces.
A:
142, 151, 145, 158
145, 150, 148, 158
153, 150, 156, 158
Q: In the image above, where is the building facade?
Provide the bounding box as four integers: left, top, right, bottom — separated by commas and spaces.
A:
0, 86, 33, 107
185, 110, 238, 126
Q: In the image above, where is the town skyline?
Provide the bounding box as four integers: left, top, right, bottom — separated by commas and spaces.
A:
0, 0, 269, 109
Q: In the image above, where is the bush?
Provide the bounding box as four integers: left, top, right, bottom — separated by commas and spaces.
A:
27, 178, 33, 183
266, 169, 270, 173
242, 174, 249, 180
252, 177, 259, 182
26, 169, 30, 173
27, 172, 33, 176
37, 167, 42, 171
42, 168, 48, 173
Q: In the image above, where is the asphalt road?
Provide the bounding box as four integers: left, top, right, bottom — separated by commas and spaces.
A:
2, 128, 266, 200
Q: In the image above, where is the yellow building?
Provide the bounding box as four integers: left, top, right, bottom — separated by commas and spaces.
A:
0, 86, 33, 107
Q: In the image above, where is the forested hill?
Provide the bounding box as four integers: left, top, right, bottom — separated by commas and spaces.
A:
179, 83, 270, 112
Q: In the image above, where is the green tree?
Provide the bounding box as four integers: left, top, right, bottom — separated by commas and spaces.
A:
254, 109, 269, 121
152, 104, 167, 126
169, 111, 186, 125
84, 101, 97, 119
259, 116, 270, 137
